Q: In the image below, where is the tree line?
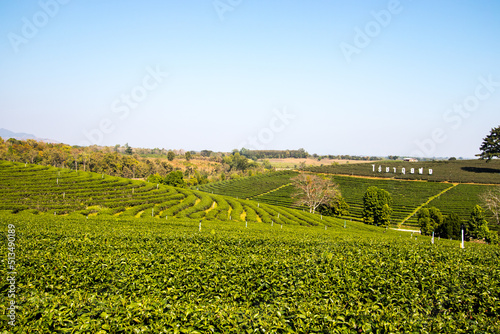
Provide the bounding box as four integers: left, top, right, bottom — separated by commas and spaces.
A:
0, 138, 269, 186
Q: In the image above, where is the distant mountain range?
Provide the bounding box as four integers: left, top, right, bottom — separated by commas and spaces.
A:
0, 128, 59, 143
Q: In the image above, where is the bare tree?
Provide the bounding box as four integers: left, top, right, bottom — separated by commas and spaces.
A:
481, 187, 500, 225
291, 173, 341, 214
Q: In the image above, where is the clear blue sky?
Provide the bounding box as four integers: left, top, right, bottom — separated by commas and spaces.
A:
1, 0, 499, 158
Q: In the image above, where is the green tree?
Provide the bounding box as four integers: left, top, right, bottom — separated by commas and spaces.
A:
417, 208, 432, 235
185, 151, 192, 161
417, 207, 443, 235
124, 143, 133, 155
362, 186, 393, 227
147, 173, 163, 184
163, 171, 186, 188
318, 196, 349, 218
468, 205, 489, 239
477, 125, 500, 161
435, 213, 461, 239
167, 151, 175, 161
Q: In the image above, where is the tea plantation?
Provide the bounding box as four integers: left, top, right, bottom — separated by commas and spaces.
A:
1, 161, 499, 332
0, 161, 333, 228
307, 159, 500, 184
196, 169, 496, 228
1, 212, 499, 333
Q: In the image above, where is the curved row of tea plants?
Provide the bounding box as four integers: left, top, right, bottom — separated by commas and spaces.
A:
0, 161, 335, 227
191, 164, 489, 226
196, 171, 297, 199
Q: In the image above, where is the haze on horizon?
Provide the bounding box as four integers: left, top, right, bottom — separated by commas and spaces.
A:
0, 0, 499, 158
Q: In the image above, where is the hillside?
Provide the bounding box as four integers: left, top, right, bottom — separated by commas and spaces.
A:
307, 159, 500, 184
0, 161, 336, 227
196, 170, 498, 229
1, 160, 499, 332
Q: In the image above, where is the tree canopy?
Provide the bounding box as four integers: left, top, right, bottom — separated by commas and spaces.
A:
291, 174, 341, 214
478, 126, 500, 161
362, 186, 392, 227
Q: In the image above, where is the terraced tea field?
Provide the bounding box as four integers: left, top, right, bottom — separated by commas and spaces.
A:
196, 170, 495, 228
1, 160, 499, 332
195, 171, 297, 199
308, 159, 500, 184
0, 161, 333, 227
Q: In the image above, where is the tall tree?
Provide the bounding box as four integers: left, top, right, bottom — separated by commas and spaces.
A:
362, 186, 393, 227
468, 205, 489, 238
477, 126, 500, 161
291, 174, 341, 214
124, 143, 133, 155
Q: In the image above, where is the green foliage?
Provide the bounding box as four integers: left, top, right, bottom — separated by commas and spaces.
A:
478, 125, 500, 161
223, 152, 256, 171
468, 205, 489, 238
1, 211, 499, 332
185, 151, 191, 161
362, 186, 393, 227
146, 173, 163, 184
418, 207, 444, 236
124, 143, 133, 155
318, 196, 349, 217
163, 171, 186, 188
167, 150, 175, 161
435, 213, 461, 239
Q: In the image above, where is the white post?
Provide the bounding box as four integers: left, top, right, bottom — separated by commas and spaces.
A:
245, 220, 247, 228
461, 229, 465, 249
152, 208, 154, 217
281, 224, 283, 229
344, 221, 346, 228
271, 221, 273, 226
431, 231, 434, 244
199, 221, 201, 233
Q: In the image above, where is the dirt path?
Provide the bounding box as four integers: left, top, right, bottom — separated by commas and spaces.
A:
400, 183, 458, 225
